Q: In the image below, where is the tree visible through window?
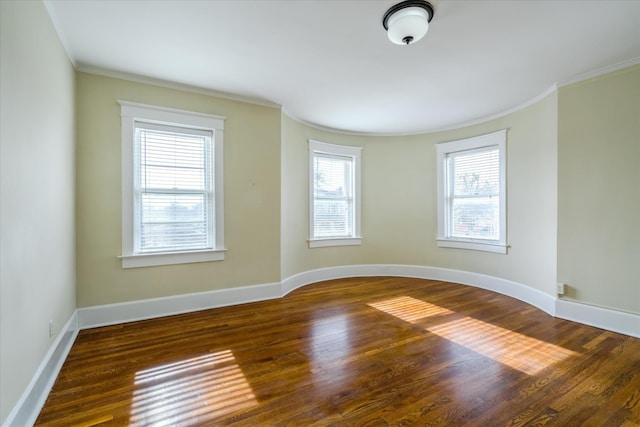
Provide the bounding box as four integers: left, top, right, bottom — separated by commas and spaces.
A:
436, 130, 507, 254
449, 148, 500, 240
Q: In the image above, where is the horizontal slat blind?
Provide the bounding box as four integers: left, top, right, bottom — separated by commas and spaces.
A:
135, 122, 213, 253
313, 153, 353, 238
447, 147, 500, 240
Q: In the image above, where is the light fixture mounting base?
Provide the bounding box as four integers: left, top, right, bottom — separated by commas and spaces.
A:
382, 0, 435, 31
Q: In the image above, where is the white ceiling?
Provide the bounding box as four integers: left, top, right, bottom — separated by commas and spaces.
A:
45, 0, 640, 135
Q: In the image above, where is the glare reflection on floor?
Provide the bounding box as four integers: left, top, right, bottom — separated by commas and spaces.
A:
310, 314, 351, 385
369, 296, 576, 375
129, 350, 257, 426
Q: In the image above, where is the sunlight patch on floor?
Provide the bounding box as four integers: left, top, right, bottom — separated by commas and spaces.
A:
369, 296, 576, 375
369, 296, 453, 322
129, 350, 257, 426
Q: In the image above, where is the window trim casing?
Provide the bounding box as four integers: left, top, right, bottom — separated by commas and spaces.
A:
118, 101, 226, 268
436, 129, 508, 254
308, 140, 362, 248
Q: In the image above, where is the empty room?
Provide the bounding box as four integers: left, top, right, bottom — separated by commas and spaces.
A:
1, 0, 639, 425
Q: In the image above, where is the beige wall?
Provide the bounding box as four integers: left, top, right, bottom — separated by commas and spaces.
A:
558, 65, 640, 314
0, 1, 76, 423
75, 73, 282, 307
282, 92, 559, 297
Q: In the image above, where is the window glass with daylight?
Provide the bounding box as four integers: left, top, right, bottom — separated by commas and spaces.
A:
135, 122, 213, 253
436, 130, 507, 254
119, 101, 225, 268
309, 140, 362, 248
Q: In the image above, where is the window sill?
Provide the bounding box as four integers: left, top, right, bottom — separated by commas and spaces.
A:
308, 237, 362, 248
118, 249, 226, 269
436, 238, 507, 254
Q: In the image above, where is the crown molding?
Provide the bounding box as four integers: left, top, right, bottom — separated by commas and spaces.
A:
283, 83, 559, 138
76, 64, 282, 110
558, 56, 640, 88
285, 58, 640, 137
85, 55, 640, 138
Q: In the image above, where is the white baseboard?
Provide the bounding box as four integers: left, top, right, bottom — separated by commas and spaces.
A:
556, 299, 639, 338
8, 264, 638, 426
78, 281, 281, 329
78, 265, 639, 337
282, 264, 556, 316
3, 311, 78, 427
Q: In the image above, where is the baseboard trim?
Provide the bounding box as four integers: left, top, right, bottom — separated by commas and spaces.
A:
76, 264, 638, 337
3, 311, 78, 427
78, 265, 556, 331
282, 264, 556, 316
77, 281, 281, 329
556, 299, 639, 338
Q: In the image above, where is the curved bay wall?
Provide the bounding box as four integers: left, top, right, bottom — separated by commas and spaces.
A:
558, 65, 640, 314
282, 92, 559, 300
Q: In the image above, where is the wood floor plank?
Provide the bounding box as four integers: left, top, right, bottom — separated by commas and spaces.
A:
588, 372, 640, 427
35, 277, 640, 426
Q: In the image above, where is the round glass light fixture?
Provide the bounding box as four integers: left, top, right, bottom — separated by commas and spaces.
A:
382, 0, 434, 45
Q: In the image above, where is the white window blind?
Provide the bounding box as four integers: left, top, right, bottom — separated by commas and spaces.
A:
447, 147, 500, 241
312, 153, 354, 238
134, 122, 214, 253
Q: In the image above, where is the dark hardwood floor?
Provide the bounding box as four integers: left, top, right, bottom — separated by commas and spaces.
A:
35, 277, 640, 426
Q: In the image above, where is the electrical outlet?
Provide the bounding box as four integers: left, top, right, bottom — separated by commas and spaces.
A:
556, 283, 566, 296
49, 320, 54, 338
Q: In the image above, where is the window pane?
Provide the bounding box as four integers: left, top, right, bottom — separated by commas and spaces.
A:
451, 197, 499, 240
141, 193, 206, 224
139, 193, 210, 252
452, 149, 499, 197
314, 199, 352, 238
141, 222, 208, 251
139, 129, 207, 191
313, 154, 353, 238
314, 156, 352, 197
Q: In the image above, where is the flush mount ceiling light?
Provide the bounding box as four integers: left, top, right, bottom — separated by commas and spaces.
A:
382, 0, 435, 45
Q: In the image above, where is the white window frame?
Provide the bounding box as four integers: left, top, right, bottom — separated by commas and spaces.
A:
436, 130, 507, 254
118, 101, 226, 268
308, 140, 362, 248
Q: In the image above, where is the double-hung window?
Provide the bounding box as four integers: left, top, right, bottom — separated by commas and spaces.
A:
119, 101, 225, 268
436, 130, 507, 254
309, 140, 362, 248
